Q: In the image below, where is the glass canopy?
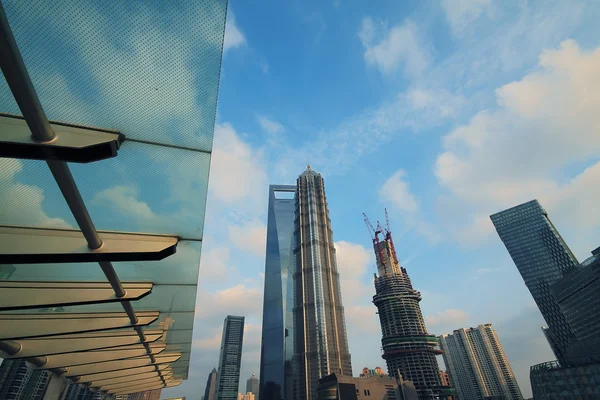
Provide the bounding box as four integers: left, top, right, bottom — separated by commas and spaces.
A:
0, 0, 227, 397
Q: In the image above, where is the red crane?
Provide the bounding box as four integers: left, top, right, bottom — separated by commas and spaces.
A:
363, 213, 386, 269
384, 208, 399, 265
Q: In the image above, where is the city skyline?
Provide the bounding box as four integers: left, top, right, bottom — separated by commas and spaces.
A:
2, 0, 599, 399
145, 1, 599, 398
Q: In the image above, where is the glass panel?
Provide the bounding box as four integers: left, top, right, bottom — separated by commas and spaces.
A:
71, 142, 210, 240
0, 0, 226, 152
2, 240, 201, 284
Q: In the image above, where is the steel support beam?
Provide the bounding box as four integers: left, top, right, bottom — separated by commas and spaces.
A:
0, 329, 163, 359
29, 343, 166, 369
100, 374, 173, 392
0, 226, 178, 264
0, 281, 153, 311
74, 363, 170, 383
0, 312, 159, 340
0, 114, 124, 162
87, 367, 173, 387
64, 353, 180, 377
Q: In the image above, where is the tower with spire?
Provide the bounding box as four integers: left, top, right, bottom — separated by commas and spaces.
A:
292, 165, 352, 400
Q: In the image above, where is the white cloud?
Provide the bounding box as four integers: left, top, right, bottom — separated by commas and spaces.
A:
425, 309, 470, 330
196, 284, 263, 322
379, 169, 419, 213
358, 17, 430, 76
209, 123, 267, 210
224, 11, 246, 52
434, 40, 600, 245
441, 0, 493, 36
0, 159, 71, 229
257, 116, 285, 135
200, 246, 235, 282
335, 241, 372, 304
345, 305, 379, 334
94, 186, 157, 221
228, 220, 267, 257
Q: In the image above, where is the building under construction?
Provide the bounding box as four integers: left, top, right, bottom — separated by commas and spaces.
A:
365, 211, 452, 400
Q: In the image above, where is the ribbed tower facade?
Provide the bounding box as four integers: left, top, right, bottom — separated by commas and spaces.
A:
439, 324, 523, 400
368, 214, 446, 400
292, 166, 352, 400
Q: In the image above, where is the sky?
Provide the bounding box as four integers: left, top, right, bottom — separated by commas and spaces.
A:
164, 0, 600, 398
0, 0, 598, 399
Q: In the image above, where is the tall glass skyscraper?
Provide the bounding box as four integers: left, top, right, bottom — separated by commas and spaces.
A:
490, 199, 579, 364
259, 185, 296, 400
217, 316, 245, 400
292, 166, 352, 400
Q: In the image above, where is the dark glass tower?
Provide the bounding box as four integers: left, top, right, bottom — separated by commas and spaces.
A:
217, 316, 245, 400
368, 215, 445, 399
292, 166, 352, 400
490, 199, 579, 364
259, 185, 296, 400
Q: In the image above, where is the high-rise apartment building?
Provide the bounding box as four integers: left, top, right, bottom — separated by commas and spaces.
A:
247, 373, 259, 397
204, 368, 218, 400
217, 316, 245, 400
259, 185, 296, 400
0, 359, 50, 400
490, 199, 579, 364
439, 324, 522, 400
367, 213, 448, 399
292, 166, 353, 400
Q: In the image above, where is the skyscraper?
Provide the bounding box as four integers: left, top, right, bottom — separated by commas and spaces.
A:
204, 368, 218, 400
0, 359, 49, 400
490, 199, 579, 364
247, 374, 259, 397
292, 166, 353, 400
366, 213, 447, 399
439, 324, 522, 400
259, 185, 296, 400
217, 316, 245, 400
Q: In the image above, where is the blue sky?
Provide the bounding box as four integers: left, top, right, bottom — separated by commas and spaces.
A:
0, 0, 598, 398
174, 1, 600, 398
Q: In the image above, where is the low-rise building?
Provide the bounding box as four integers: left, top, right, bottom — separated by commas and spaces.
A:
316, 373, 418, 400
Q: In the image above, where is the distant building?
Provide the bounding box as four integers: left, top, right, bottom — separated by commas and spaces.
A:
490, 200, 579, 364
0, 359, 49, 400
129, 389, 162, 400
359, 367, 385, 378
204, 368, 218, 400
246, 373, 259, 398
238, 393, 255, 400
439, 324, 522, 400
217, 316, 245, 400
316, 373, 418, 400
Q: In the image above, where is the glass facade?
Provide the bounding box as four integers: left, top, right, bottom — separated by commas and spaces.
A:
0, 0, 227, 396
293, 167, 352, 400
217, 316, 245, 400
490, 200, 579, 364
551, 247, 600, 360
530, 360, 600, 399
259, 185, 296, 400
